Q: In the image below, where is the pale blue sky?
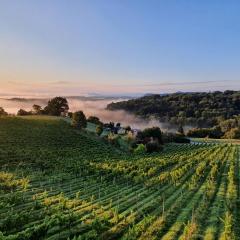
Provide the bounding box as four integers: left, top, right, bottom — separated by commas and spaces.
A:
0, 1, 240, 96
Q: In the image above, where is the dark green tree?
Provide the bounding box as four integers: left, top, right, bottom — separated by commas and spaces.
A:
17, 109, 31, 116
32, 104, 42, 114
72, 111, 87, 129
142, 127, 163, 144
88, 116, 102, 125
146, 141, 163, 153
0, 107, 8, 116
44, 97, 69, 116
125, 126, 131, 133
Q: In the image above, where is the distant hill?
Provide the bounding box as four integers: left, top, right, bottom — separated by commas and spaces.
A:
3, 95, 132, 102
3, 97, 47, 102
107, 90, 240, 127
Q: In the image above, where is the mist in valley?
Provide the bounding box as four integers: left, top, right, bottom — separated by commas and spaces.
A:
0, 97, 178, 131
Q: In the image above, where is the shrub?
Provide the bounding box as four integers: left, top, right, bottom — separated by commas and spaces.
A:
107, 133, 120, 147
174, 134, 190, 143
17, 109, 32, 116
224, 128, 240, 139
96, 124, 103, 136
142, 127, 163, 144
129, 141, 138, 151
187, 127, 223, 139
162, 132, 190, 143
134, 144, 146, 154
146, 141, 163, 153
123, 131, 135, 143
88, 116, 102, 125
124, 126, 131, 133
71, 111, 87, 129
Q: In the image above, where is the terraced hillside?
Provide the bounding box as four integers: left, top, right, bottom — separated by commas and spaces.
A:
0, 117, 239, 239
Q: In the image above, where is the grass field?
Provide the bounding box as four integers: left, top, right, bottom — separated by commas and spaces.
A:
0, 116, 239, 240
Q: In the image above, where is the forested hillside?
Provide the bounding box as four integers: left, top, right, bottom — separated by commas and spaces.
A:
107, 91, 240, 127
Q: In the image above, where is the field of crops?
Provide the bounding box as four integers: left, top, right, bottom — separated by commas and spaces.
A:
0, 116, 240, 240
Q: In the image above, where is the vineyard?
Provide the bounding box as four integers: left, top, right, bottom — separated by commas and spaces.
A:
0, 116, 240, 240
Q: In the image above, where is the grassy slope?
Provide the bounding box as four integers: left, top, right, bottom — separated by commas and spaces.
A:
0, 116, 124, 173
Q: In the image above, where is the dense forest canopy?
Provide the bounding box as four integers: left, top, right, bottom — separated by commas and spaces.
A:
107, 91, 240, 127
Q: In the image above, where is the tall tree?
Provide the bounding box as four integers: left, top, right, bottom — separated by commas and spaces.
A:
0, 107, 8, 116
72, 111, 87, 129
44, 97, 69, 116
32, 104, 42, 114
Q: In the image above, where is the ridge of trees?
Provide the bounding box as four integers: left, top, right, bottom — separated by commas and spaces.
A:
107, 91, 240, 127
16, 97, 69, 116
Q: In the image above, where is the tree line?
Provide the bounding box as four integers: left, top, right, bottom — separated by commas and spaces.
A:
16, 97, 69, 116
107, 91, 240, 128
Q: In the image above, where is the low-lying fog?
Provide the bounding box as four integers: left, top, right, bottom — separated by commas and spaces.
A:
0, 97, 174, 130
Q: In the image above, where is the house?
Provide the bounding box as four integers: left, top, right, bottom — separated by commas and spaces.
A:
118, 127, 126, 135
132, 129, 141, 136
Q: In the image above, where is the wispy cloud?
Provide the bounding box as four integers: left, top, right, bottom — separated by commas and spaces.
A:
49, 81, 72, 85
114, 80, 239, 87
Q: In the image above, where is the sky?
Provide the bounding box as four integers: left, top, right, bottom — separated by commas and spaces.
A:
0, 0, 240, 97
